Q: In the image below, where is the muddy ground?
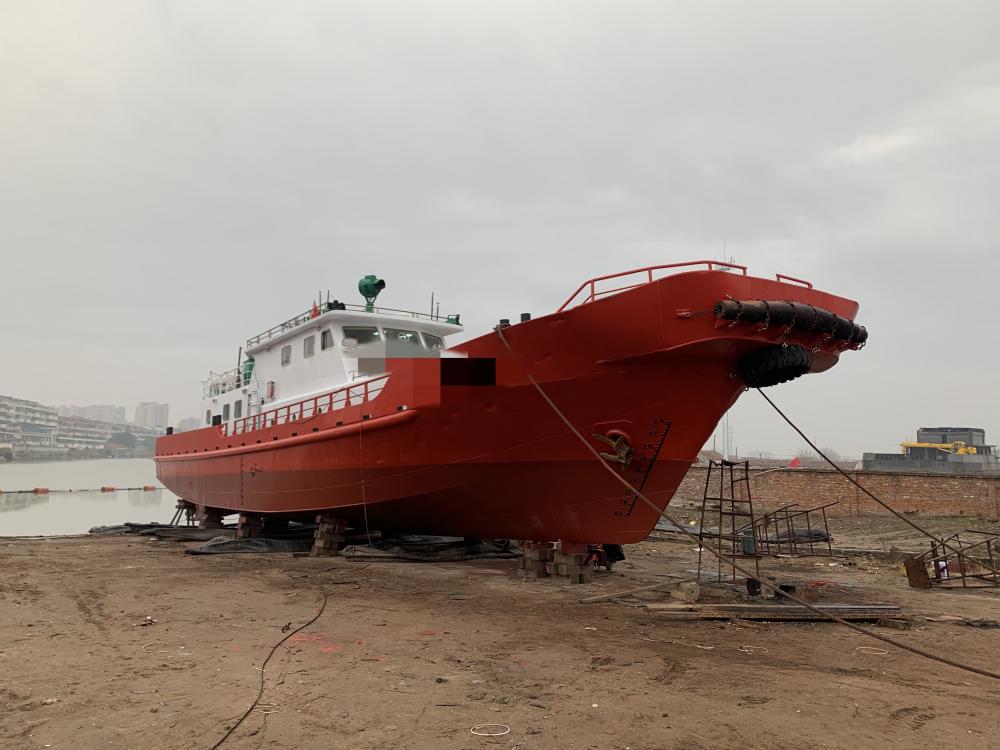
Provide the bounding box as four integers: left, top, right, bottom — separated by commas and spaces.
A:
2, 514, 1000, 749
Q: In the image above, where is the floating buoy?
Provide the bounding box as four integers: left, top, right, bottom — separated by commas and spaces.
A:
100, 486, 115, 492
142, 485, 156, 492
33, 487, 49, 494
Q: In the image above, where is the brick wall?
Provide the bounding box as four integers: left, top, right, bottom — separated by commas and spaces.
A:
671, 465, 1000, 518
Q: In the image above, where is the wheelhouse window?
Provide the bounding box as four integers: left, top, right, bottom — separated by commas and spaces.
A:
384, 328, 423, 356
281, 344, 292, 366
320, 329, 334, 350
422, 333, 445, 350
303, 335, 315, 358
222, 403, 230, 421
342, 326, 381, 346
233, 399, 242, 419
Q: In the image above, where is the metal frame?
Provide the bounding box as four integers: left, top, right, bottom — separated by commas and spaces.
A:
906, 531, 1000, 589
754, 502, 837, 557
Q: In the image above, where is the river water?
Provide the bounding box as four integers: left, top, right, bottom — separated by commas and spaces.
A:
0, 458, 179, 536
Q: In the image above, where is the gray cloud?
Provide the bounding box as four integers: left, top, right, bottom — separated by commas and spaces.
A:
3, 1, 999, 456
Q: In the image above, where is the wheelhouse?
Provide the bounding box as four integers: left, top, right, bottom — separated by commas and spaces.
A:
200, 278, 462, 432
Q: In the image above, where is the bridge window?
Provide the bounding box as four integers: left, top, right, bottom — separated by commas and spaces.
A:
385, 328, 423, 356
422, 333, 445, 350
223, 403, 230, 421
320, 329, 334, 350
304, 335, 315, 358
281, 345, 292, 366
343, 326, 381, 346
205, 409, 211, 425
234, 400, 242, 419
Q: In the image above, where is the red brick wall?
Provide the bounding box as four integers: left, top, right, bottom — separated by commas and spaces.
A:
671, 465, 1000, 518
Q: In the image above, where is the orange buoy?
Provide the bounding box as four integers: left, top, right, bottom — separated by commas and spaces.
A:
100, 486, 115, 492
33, 487, 49, 494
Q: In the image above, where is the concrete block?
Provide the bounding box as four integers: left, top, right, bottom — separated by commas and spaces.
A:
554, 552, 589, 566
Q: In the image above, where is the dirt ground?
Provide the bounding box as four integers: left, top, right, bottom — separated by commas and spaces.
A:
3, 514, 1000, 750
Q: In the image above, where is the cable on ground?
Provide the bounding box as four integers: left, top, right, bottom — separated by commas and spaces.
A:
495, 327, 1000, 681
208, 589, 329, 749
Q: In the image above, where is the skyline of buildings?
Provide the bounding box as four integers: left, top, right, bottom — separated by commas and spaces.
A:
57, 404, 128, 424
134, 401, 170, 430
1, 394, 188, 460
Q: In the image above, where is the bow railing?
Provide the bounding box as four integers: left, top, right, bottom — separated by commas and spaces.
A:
558, 260, 748, 312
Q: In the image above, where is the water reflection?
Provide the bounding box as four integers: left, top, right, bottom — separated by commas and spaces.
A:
0, 459, 176, 536
0, 492, 50, 514
127, 488, 164, 509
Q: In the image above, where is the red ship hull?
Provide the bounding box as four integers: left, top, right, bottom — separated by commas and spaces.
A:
155, 267, 862, 544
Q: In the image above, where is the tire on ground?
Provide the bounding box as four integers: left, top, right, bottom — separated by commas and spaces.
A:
737, 344, 814, 388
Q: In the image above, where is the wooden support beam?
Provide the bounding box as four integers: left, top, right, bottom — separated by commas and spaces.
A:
579, 577, 695, 604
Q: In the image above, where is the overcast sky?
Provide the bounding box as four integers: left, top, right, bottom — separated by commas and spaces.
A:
2, 1, 998, 456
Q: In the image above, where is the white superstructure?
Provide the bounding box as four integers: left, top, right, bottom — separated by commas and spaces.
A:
200, 293, 462, 433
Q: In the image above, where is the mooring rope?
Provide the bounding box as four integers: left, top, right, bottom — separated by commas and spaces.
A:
756, 388, 1000, 575
494, 327, 1000, 681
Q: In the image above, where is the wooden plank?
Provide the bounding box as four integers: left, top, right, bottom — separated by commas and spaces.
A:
645, 603, 901, 621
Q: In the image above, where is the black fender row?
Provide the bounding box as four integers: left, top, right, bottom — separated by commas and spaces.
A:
714, 299, 868, 346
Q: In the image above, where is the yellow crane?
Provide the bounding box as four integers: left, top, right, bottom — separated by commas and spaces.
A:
899, 441, 980, 455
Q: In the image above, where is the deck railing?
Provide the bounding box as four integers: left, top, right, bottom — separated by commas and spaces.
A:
226, 376, 389, 437
203, 367, 243, 398
246, 303, 457, 349
557, 260, 748, 312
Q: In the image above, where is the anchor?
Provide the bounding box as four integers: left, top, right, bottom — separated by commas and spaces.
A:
592, 432, 634, 466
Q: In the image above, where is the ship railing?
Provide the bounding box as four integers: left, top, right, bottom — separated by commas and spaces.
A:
226, 375, 389, 437
557, 260, 748, 312
246, 303, 456, 349
202, 367, 243, 398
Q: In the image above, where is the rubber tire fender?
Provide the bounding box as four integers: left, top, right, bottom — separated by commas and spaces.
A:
736, 344, 814, 388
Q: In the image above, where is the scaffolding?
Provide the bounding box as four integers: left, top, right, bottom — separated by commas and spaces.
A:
697, 459, 761, 583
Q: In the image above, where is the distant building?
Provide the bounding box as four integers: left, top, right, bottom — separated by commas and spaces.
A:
862, 427, 1000, 475
57, 404, 127, 424
175, 416, 201, 433
134, 402, 170, 431
55, 416, 121, 452
0, 394, 63, 459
